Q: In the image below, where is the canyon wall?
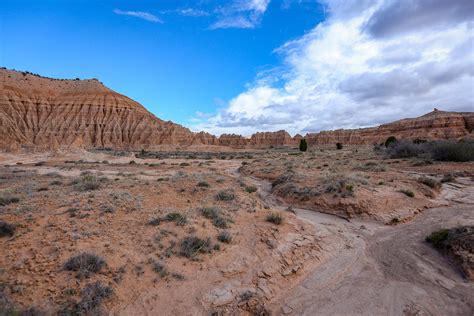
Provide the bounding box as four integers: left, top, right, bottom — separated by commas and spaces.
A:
1, 69, 472, 151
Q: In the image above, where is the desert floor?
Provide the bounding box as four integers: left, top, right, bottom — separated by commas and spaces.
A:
1, 146, 473, 315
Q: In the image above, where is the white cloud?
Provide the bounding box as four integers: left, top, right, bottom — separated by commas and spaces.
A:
195, 0, 474, 135
113, 9, 163, 23
178, 8, 210, 17
210, 0, 271, 29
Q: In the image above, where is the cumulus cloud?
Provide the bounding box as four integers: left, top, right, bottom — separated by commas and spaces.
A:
195, 0, 474, 135
114, 9, 163, 23
210, 0, 271, 29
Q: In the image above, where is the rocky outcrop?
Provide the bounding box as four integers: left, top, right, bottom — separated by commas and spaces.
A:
1, 68, 472, 151
305, 109, 474, 146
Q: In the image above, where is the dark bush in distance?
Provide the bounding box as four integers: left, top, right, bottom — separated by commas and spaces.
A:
386, 140, 425, 158
384, 136, 398, 147
64, 253, 106, 278
429, 141, 474, 162
299, 139, 308, 152
0, 221, 15, 237
180, 236, 212, 258
336, 143, 343, 150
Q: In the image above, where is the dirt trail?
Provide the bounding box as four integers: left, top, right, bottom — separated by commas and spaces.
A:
233, 164, 474, 315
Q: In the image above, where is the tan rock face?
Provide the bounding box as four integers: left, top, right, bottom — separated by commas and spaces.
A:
0, 69, 196, 150
1, 69, 472, 151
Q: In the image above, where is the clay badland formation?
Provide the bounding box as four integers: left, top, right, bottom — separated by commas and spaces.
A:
1, 68, 473, 151
1, 68, 473, 315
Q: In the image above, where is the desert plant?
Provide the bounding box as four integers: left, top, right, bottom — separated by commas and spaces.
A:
425, 229, 449, 248
58, 282, 112, 315
197, 181, 209, 188
245, 185, 257, 193
164, 212, 187, 226
384, 136, 398, 147
215, 190, 235, 201
400, 189, 415, 198
152, 261, 168, 278
217, 231, 232, 243
0, 194, 20, 206
179, 236, 212, 258
266, 213, 283, 225
0, 221, 15, 237
200, 207, 229, 228
299, 139, 308, 152
64, 253, 106, 278
418, 176, 441, 189
75, 175, 100, 191
336, 143, 343, 150
429, 141, 474, 162
386, 141, 424, 158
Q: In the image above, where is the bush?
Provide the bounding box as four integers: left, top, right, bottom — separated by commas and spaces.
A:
152, 261, 168, 278
429, 141, 474, 162
266, 213, 283, 225
164, 212, 187, 226
400, 189, 415, 198
336, 143, 343, 150
0, 221, 15, 237
180, 236, 212, 258
299, 139, 308, 152
418, 176, 441, 189
217, 231, 232, 243
64, 253, 106, 278
386, 141, 424, 158
75, 175, 100, 191
425, 229, 449, 248
384, 136, 398, 147
58, 282, 112, 315
197, 181, 209, 188
0, 194, 20, 206
215, 190, 235, 201
245, 185, 257, 193
200, 207, 229, 228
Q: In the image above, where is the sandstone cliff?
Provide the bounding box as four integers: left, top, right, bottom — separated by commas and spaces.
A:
1, 68, 472, 151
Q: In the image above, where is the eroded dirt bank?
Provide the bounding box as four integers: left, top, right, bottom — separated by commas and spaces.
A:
263, 178, 474, 315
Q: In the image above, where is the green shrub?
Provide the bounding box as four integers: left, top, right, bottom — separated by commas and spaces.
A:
429, 141, 474, 162
266, 213, 283, 225
0, 194, 20, 206
164, 212, 187, 226
75, 175, 100, 191
384, 136, 398, 147
418, 176, 441, 189
200, 207, 229, 228
425, 229, 449, 248
400, 189, 415, 198
245, 185, 257, 193
58, 282, 112, 315
299, 139, 308, 152
217, 231, 232, 243
197, 181, 209, 188
179, 236, 212, 258
64, 253, 106, 278
215, 190, 235, 201
336, 143, 343, 150
0, 221, 15, 237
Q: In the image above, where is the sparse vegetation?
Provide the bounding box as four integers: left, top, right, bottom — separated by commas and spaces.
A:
164, 212, 187, 226
386, 140, 474, 162
0, 193, 20, 206
217, 231, 232, 243
425, 229, 449, 248
197, 181, 209, 188
0, 221, 15, 237
245, 185, 257, 193
200, 207, 229, 228
266, 212, 283, 225
58, 282, 112, 315
64, 253, 106, 278
74, 175, 101, 191
179, 236, 212, 258
400, 189, 415, 198
215, 190, 235, 201
418, 176, 441, 189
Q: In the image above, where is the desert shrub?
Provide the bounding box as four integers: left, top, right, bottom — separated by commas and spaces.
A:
322, 174, 362, 197
64, 253, 106, 278
429, 141, 474, 162
0, 194, 20, 206
386, 141, 425, 158
266, 213, 283, 225
400, 189, 415, 198
171, 272, 185, 280
152, 261, 168, 278
418, 176, 441, 189
200, 207, 229, 228
217, 231, 232, 243
413, 138, 427, 144
164, 212, 187, 226
58, 282, 112, 315
299, 139, 308, 152
336, 143, 343, 150
75, 175, 100, 191
215, 190, 235, 201
180, 162, 190, 167
245, 185, 257, 193
384, 136, 398, 147
0, 221, 15, 237
354, 161, 386, 172
148, 217, 161, 226
49, 180, 63, 186
441, 174, 455, 183
179, 236, 212, 258
271, 173, 293, 188
390, 217, 400, 225
197, 181, 209, 188
425, 229, 449, 248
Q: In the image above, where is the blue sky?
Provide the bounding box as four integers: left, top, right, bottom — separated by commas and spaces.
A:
1, 0, 473, 135
1, 0, 325, 127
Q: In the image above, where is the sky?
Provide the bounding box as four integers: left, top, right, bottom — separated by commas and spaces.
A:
1, 0, 473, 136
